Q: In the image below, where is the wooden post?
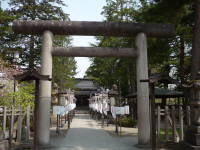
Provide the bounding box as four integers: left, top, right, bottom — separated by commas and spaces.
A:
34, 80, 40, 150
165, 106, 169, 141
157, 106, 161, 144
171, 106, 177, 142
56, 115, 61, 135
68, 113, 70, 128
59, 115, 61, 132
17, 106, 23, 143
9, 106, 14, 146
107, 113, 109, 127
65, 114, 67, 124
56, 115, 59, 134
150, 82, 156, 150
186, 106, 191, 127
115, 116, 119, 134
179, 106, 184, 141
69, 112, 71, 123
3, 106, 7, 139
102, 113, 104, 128
71, 111, 73, 122
26, 105, 30, 141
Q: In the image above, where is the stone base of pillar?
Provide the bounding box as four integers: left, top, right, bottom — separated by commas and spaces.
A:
185, 129, 200, 145
135, 144, 151, 149
38, 144, 52, 150
181, 142, 200, 150
181, 128, 200, 150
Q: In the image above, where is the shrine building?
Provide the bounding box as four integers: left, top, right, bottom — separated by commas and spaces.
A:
74, 78, 100, 108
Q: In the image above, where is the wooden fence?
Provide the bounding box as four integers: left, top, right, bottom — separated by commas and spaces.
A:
0, 105, 33, 146
155, 105, 191, 148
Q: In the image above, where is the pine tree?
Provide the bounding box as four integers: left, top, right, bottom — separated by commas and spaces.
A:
1, 0, 77, 89
6, 0, 69, 68
0, 6, 16, 61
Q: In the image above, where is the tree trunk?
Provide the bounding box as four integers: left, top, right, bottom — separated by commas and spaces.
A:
179, 36, 185, 83
192, 0, 200, 79
29, 36, 35, 69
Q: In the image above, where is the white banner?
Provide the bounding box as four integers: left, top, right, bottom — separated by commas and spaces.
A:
110, 106, 130, 118
53, 103, 76, 115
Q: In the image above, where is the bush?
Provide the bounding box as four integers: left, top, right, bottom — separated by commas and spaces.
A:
118, 116, 136, 127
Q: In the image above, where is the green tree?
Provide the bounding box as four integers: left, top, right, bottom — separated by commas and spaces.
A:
1, 1, 77, 103
52, 36, 77, 90
0, 6, 16, 61
140, 0, 194, 86
53, 57, 76, 90
0, 80, 34, 108
2, 0, 69, 68
86, 0, 195, 96
86, 0, 138, 96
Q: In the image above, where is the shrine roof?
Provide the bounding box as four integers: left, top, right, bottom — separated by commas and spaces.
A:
126, 87, 183, 98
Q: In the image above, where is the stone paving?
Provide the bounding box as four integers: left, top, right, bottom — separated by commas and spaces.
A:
49, 113, 150, 150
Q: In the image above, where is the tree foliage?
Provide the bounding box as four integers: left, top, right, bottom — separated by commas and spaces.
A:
1, 0, 69, 68
86, 0, 195, 96
0, 81, 34, 108
87, 0, 139, 96
52, 36, 77, 90
53, 57, 76, 90
0, 1, 77, 105
0, 6, 16, 61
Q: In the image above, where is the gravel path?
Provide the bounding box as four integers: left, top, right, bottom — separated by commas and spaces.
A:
50, 114, 149, 150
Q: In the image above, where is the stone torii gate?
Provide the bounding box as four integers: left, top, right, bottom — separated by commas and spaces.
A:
12, 20, 175, 147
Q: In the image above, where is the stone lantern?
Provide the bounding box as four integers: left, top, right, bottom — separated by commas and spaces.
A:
190, 82, 200, 125
184, 74, 200, 149
108, 84, 119, 134
52, 83, 58, 105
108, 84, 119, 106
58, 92, 67, 106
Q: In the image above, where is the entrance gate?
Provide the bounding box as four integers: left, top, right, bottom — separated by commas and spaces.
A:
12, 20, 175, 147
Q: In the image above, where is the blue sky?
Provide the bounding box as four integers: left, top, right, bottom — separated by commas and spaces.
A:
1, 0, 106, 78
64, 0, 106, 78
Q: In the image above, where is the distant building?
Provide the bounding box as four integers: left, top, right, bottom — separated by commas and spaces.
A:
74, 78, 99, 107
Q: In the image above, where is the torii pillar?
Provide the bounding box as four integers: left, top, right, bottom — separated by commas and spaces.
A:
37, 31, 53, 146
136, 33, 150, 146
